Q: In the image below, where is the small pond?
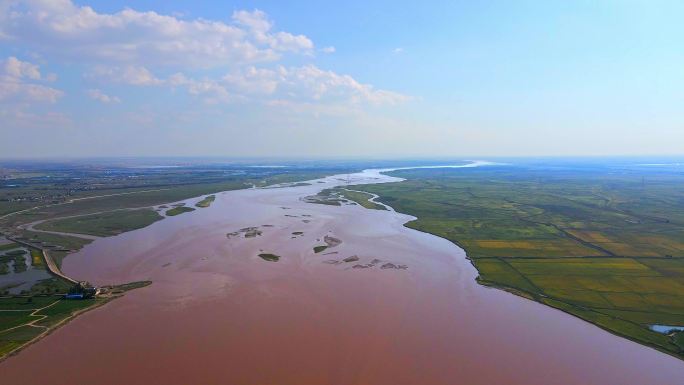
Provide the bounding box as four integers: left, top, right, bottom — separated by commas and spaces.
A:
649, 324, 684, 334
0, 246, 51, 294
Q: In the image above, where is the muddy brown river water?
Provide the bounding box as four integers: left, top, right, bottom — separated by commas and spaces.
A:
2, 164, 683, 384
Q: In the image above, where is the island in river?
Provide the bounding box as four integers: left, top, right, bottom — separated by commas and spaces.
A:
0, 159, 682, 384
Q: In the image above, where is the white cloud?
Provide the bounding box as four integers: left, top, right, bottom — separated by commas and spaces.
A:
0, 56, 63, 103
4, 56, 42, 80
274, 65, 410, 105
96, 63, 410, 107
232, 9, 313, 53
0, 3, 409, 112
1, 2, 313, 68
87, 66, 162, 86
87, 89, 120, 103
393, 47, 404, 54
222, 66, 279, 95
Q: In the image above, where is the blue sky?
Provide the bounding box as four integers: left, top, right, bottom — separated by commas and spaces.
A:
1, 0, 682, 158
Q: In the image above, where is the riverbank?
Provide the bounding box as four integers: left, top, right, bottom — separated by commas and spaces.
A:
0, 162, 681, 384
0, 281, 150, 360
358, 166, 684, 360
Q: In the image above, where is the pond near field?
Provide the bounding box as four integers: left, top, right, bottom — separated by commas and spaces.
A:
651, 325, 684, 334
0, 246, 51, 294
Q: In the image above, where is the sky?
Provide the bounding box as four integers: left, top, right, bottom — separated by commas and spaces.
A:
0, 0, 682, 159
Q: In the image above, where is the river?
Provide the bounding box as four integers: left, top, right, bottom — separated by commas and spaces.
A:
1, 163, 682, 384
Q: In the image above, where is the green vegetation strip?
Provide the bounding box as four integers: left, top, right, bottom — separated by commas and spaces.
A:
313, 245, 328, 253
195, 195, 216, 208
336, 189, 387, 210
35, 209, 163, 237
0, 249, 28, 275
258, 253, 280, 262
360, 167, 684, 359
0, 243, 20, 252
165, 206, 196, 216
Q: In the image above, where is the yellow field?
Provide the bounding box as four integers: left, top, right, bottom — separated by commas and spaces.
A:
471, 239, 602, 257
567, 230, 613, 243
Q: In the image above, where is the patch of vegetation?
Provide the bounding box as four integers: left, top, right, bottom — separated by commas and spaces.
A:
3, 249, 26, 256
0, 243, 20, 252
26, 278, 71, 295
244, 228, 262, 238
17, 231, 92, 267
35, 209, 163, 237
108, 280, 152, 294
361, 165, 684, 359
11, 255, 27, 273
674, 332, 684, 351
29, 249, 44, 269
195, 195, 216, 208
258, 253, 280, 262
313, 245, 328, 253
303, 189, 346, 206
0, 249, 29, 274
165, 206, 196, 216
336, 189, 388, 210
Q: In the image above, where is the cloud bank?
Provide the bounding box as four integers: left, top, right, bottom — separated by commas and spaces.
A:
0, 56, 62, 103
0, 1, 411, 157
1, 1, 408, 109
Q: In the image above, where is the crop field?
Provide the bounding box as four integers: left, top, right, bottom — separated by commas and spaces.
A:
35, 209, 163, 237
359, 164, 684, 358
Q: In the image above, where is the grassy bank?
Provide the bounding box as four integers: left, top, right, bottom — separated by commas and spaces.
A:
337, 189, 387, 210
0, 281, 151, 360
35, 209, 163, 237
358, 165, 684, 359
165, 206, 195, 216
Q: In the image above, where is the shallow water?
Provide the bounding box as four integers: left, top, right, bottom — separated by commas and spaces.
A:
1, 165, 683, 384
0, 247, 51, 294
651, 325, 684, 334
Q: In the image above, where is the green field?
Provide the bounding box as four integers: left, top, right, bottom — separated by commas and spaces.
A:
358, 165, 684, 359
0, 296, 104, 358
35, 209, 163, 237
